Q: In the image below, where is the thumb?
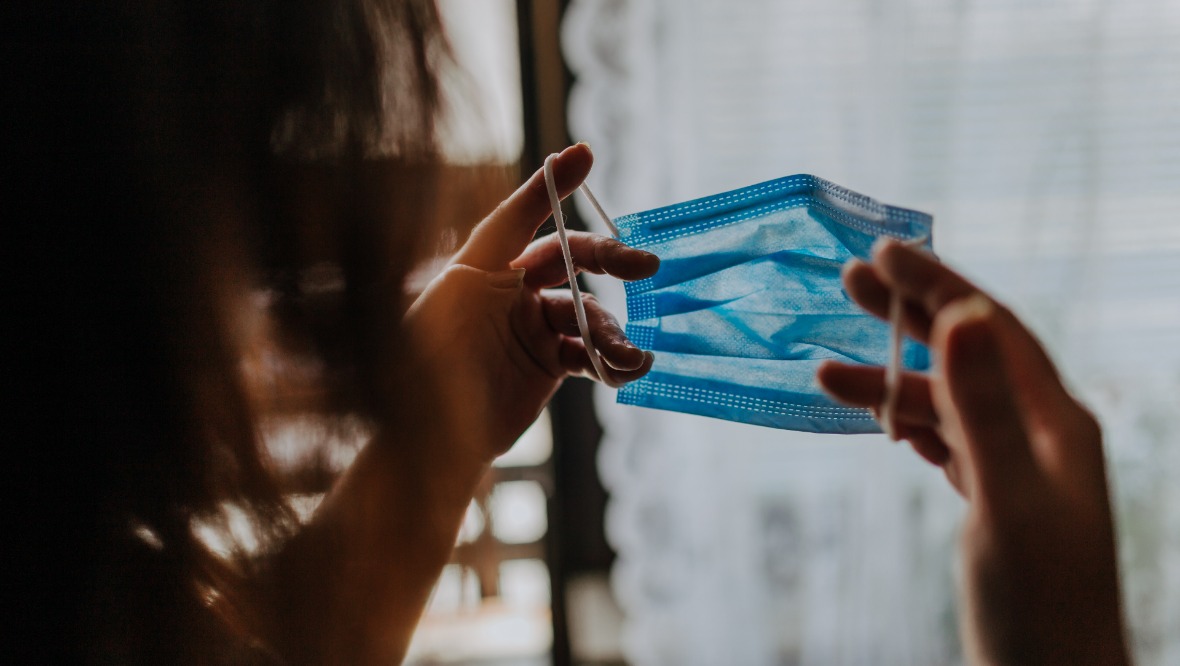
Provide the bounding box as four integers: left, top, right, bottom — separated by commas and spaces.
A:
485, 267, 528, 292
931, 295, 1040, 509
451, 144, 593, 272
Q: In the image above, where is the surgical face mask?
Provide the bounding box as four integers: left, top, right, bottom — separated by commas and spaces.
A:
542, 161, 932, 434
609, 175, 933, 434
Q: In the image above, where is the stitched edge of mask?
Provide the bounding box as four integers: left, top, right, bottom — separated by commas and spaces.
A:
615, 175, 932, 244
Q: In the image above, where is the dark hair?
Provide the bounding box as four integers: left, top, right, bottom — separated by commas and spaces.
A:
6, 1, 454, 661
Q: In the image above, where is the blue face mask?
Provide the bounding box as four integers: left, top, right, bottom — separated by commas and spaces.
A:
610, 175, 933, 434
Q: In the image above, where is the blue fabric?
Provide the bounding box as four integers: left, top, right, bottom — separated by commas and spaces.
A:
615, 175, 934, 434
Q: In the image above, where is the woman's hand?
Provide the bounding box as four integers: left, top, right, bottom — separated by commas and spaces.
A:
404, 143, 657, 461
817, 240, 1130, 665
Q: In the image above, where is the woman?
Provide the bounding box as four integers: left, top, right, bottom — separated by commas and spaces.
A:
7, 1, 652, 662
6, 0, 1130, 663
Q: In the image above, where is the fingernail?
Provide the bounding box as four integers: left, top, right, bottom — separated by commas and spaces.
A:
561, 142, 591, 157
608, 338, 645, 371
933, 294, 993, 341
488, 267, 526, 289
902, 233, 929, 249
948, 293, 994, 325
644, 351, 656, 363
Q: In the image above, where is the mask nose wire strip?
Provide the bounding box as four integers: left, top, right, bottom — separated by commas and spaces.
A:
544, 154, 622, 388
880, 235, 930, 441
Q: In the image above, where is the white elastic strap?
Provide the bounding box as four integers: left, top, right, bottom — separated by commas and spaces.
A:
578, 182, 619, 237
880, 235, 929, 441
544, 154, 622, 388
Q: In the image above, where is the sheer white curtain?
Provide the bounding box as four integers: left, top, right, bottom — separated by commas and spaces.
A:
564, 1, 1180, 664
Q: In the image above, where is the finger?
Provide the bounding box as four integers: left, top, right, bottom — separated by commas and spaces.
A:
816, 361, 938, 427
452, 143, 594, 271
894, 422, 952, 467
541, 291, 646, 371
872, 239, 982, 320
515, 232, 660, 288
817, 360, 953, 472
842, 259, 934, 342
874, 241, 1082, 436
931, 295, 1039, 505
559, 338, 655, 383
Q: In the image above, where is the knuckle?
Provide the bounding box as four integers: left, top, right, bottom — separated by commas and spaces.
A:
590, 237, 615, 264
491, 199, 510, 219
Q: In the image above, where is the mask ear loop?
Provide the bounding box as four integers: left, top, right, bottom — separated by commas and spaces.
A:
880, 235, 929, 441
544, 153, 622, 388
577, 181, 619, 237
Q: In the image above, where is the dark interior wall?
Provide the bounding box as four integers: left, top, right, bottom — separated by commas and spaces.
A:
515, 1, 615, 663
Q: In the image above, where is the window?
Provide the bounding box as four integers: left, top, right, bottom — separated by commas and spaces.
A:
566, 0, 1180, 664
